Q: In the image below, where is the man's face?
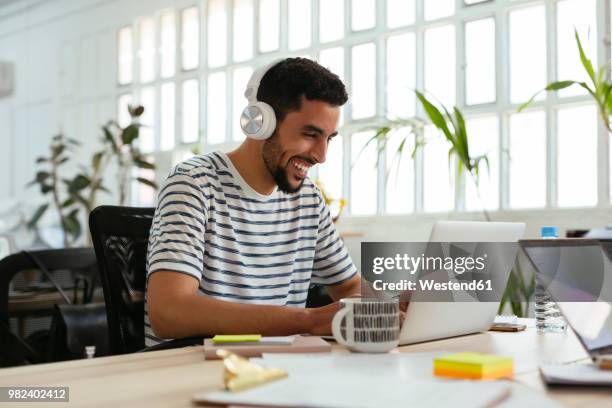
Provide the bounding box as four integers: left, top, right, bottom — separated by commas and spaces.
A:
262, 98, 341, 194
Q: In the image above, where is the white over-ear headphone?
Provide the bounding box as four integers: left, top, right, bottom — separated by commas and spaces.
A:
240, 59, 284, 140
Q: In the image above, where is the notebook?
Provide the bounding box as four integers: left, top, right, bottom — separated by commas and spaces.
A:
540, 363, 612, 386
203, 335, 330, 359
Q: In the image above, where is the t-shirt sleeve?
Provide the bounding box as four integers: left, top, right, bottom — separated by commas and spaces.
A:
311, 187, 357, 285
147, 168, 207, 281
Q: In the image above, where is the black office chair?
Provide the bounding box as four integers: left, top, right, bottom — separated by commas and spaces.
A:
89, 206, 202, 355
0, 248, 98, 366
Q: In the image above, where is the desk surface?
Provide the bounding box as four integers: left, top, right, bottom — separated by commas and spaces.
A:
0, 319, 611, 407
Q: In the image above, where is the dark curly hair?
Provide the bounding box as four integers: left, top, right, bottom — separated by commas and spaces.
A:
257, 57, 348, 122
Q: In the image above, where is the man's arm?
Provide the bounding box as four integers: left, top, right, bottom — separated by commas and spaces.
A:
148, 271, 338, 339
326, 274, 361, 301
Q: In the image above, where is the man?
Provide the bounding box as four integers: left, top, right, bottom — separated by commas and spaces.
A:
146, 58, 360, 345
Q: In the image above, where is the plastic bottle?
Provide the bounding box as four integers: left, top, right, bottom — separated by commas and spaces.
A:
534, 226, 567, 333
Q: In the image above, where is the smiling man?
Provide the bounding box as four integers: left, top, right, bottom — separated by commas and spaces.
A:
145, 58, 360, 345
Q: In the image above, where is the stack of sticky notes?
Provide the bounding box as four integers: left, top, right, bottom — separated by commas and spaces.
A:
434, 352, 513, 380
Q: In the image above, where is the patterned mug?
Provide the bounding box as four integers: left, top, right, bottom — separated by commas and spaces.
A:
331, 298, 400, 353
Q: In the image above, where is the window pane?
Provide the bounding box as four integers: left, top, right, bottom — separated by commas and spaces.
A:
465, 116, 499, 211
318, 135, 343, 203
160, 83, 175, 151
232, 66, 253, 141
387, 0, 415, 28
207, 1, 226, 68
117, 94, 133, 128
351, 0, 376, 31
425, 25, 455, 107
320, 0, 344, 43
557, 0, 597, 97
509, 111, 546, 208
207, 72, 226, 144
139, 87, 156, 153
423, 126, 454, 212
465, 18, 495, 105
351, 132, 377, 215
182, 79, 199, 144
351, 43, 376, 119
319, 47, 344, 81
558, 105, 597, 207
385, 129, 415, 214
117, 27, 133, 85
288, 0, 311, 50
387, 33, 416, 119
139, 18, 156, 83
425, 0, 454, 21
319, 47, 345, 124
182, 7, 200, 70
160, 12, 176, 78
234, 0, 254, 61
259, 0, 280, 52
510, 6, 546, 104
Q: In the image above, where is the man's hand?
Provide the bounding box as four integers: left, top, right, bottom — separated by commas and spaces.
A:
306, 302, 340, 335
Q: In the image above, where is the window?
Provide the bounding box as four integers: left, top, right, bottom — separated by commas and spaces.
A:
320, 0, 344, 43
465, 18, 495, 105
117, 27, 133, 85
116, 1, 611, 213
509, 111, 546, 209
557, 105, 597, 207
181, 7, 199, 70
207, 71, 226, 144
160, 83, 175, 150
424, 25, 455, 107
510, 6, 546, 104
160, 12, 176, 78
181, 79, 199, 144
259, 0, 280, 52
233, 0, 254, 61
350, 132, 377, 215
288, 0, 311, 51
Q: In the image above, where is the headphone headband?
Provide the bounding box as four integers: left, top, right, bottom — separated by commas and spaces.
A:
244, 58, 285, 103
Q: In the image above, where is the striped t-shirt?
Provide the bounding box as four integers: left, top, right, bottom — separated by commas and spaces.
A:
145, 151, 357, 345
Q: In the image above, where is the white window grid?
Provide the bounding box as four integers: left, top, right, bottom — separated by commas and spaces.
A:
115, 0, 612, 213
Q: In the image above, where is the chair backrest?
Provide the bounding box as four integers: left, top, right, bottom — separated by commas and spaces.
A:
0, 247, 97, 366
89, 205, 154, 355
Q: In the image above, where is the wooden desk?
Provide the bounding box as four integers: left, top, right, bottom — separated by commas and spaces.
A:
0, 320, 611, 407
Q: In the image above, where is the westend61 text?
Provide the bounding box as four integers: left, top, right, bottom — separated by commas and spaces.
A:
372, 279, 493, 292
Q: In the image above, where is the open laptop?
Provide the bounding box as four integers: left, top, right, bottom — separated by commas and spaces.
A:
399, 221, 526, 345
521, 239, 612, 359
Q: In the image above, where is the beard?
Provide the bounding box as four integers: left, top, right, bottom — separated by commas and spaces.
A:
262, 133, 304, 194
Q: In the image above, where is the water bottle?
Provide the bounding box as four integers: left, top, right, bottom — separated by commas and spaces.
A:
534, 226, 567, 333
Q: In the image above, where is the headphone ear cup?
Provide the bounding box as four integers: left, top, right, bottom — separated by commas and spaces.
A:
240, 102, 277, 140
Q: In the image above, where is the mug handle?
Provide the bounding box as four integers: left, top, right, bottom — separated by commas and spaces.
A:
331, 306, 352, 347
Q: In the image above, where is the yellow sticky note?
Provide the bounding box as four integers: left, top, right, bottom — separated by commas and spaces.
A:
434, 352, 513, 380
213, 334, 262, 343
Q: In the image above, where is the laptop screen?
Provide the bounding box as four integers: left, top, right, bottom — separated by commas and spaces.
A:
521, 240, 612, 352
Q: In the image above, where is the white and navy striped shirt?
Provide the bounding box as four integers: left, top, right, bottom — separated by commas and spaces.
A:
145, 151, 357, 345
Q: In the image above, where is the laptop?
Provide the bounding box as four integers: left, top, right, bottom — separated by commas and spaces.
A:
520, 239, 612, 359
399, 221, 526, 345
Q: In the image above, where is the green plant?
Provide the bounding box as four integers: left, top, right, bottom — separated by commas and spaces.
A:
101, 105, 157, 206
28, 134, 84, 247
367, 91, 534, 316
519, 29, 612, 131
28, 105, 158, 247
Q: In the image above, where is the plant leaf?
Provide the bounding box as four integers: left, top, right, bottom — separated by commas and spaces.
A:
575, 29, 596, 88
121, 124, 140, 145
26, 203, 49, 229
136, 177, 158, 189
415, 91, 453, 142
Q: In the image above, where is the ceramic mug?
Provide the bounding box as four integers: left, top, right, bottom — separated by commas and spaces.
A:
331, 298, 400, 353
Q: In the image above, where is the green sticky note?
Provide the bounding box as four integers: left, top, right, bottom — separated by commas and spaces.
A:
212, 334, 262, 343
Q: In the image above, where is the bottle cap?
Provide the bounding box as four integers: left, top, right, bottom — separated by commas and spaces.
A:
541, 226, 558, 238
